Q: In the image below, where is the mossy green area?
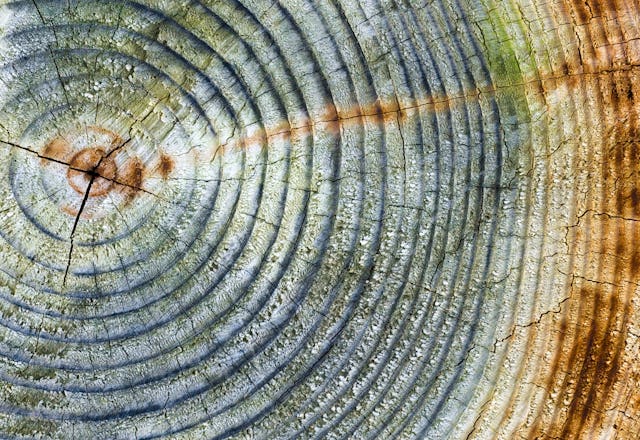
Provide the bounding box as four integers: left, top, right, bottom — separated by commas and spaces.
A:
470, 0, 535, 125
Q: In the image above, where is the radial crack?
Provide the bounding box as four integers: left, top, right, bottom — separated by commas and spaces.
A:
62, 149, 110, 288
0, 138, 163, 198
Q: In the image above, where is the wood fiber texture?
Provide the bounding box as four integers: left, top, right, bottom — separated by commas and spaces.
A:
0, 0, 637, 439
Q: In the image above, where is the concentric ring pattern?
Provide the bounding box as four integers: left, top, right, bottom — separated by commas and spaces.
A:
0, 0, 637, 439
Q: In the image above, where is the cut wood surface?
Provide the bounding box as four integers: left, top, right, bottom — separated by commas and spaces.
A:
0, 0, 637, 439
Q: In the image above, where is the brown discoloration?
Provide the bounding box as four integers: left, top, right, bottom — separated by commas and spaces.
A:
157, 153, 174, 179
526, 193, 637, 438
116, 156, 145, 204
39, 126, 148, 218
528, 139, 640, 435
565, 0, 631, 72
61, 204, 79, 217
523, 2, 640, 434
212, 89, 494, 154
66, 148, 117, 197
119, 157, 144, 188
60, 153, 145, 217
41, 137, 71, 163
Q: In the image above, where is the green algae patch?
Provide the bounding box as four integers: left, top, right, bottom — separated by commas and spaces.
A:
469, 0, 537, 125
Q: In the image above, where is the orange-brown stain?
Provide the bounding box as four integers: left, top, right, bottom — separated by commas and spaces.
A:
41, 137, 71, 164
61, 204, 79, 217
66, 148, 117, 197
39, 126, 150, 216
523, 1, 640, 435
221, 95, 440, 153
116, 156, 144, 204
157, 153, 174, 179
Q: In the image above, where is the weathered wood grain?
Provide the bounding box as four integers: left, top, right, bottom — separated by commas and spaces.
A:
0, 0, 636, 439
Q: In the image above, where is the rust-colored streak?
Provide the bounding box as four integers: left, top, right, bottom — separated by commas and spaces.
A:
525, 1, 640, 436
41, 137, 71, 163
157, 153, 174, 179
116, 156, 144, 204
61, 204, 79, 217
66, 148, 116, 197
38, 126, 149, 217
118, 157, 144, 188
220, 95, 439, 154
529, 137, 639, 438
